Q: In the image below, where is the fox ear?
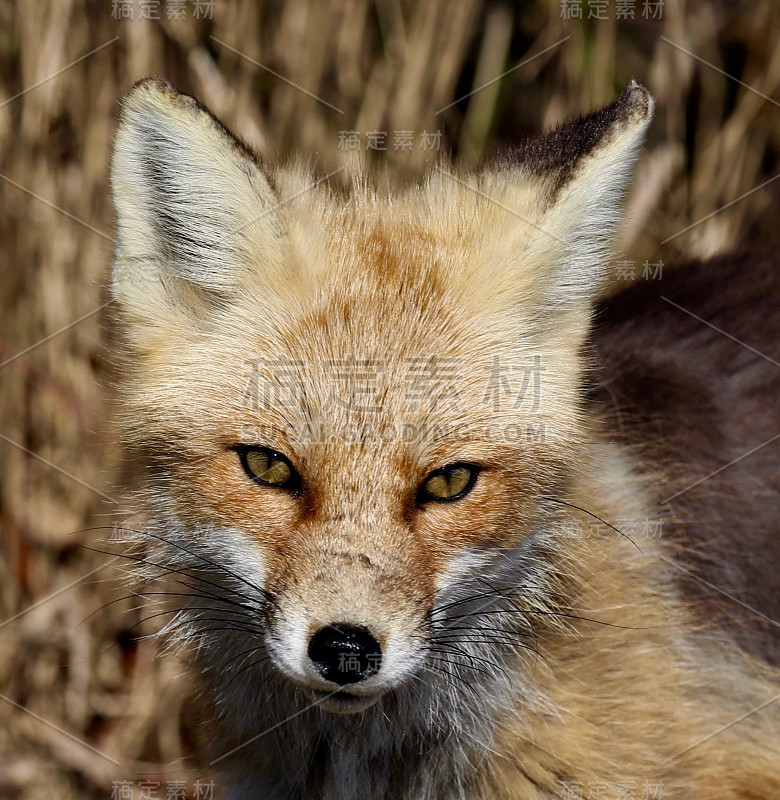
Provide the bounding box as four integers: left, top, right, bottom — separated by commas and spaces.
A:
488, 83, 654, 305
111, 78, 282, 314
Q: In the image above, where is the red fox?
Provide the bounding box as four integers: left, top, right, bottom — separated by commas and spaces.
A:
110, 78, 780, 798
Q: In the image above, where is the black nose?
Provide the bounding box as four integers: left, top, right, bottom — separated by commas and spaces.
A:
307, 624, 382, 685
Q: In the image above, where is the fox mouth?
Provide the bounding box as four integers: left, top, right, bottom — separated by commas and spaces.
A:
308, 688, 382, 714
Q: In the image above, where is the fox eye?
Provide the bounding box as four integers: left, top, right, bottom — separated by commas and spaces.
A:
419, 463, 479, 503
237, 446, 299, 491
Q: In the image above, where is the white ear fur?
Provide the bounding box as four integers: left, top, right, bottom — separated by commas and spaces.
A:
546, 84, 654, 299
493, 83, 654, 307
111, 78, 282, 311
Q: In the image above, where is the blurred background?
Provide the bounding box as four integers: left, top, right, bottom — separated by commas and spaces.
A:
0, 0, 778, 797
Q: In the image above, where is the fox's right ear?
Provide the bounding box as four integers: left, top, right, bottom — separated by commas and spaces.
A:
111, 78, 282, 323
474, 83, 653, 313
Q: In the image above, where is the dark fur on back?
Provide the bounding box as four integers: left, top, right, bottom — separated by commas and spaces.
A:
588, 242, 780, 665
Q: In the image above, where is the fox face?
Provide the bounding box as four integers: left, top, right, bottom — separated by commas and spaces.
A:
112, 79, 652, 735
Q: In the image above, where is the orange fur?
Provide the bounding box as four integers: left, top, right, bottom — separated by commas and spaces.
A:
110, 78, 780, 799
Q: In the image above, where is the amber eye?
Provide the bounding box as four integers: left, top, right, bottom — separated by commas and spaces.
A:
419, 463, 479, 503
237, 446, 299, 491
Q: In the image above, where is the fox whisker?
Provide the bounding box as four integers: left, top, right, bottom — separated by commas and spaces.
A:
80, 544, 264, 610
132, 609, 263, 633
80, 525, 275, 604
541, 496, 641, 552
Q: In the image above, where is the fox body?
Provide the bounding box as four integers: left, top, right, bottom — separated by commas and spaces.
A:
110, 78, 780, 798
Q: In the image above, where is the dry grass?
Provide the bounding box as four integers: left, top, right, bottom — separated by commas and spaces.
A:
0, 1, 778, 796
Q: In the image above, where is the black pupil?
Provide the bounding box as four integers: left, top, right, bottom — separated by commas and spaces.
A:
425, 466, 473, 499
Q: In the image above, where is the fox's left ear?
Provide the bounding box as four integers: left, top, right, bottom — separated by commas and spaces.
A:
111, 78, 282, 326
485, 82, 654, 305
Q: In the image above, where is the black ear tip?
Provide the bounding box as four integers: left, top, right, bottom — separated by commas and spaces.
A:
126, 76, 180, 100
120, 77, 199, 120
621, 81, 655, 122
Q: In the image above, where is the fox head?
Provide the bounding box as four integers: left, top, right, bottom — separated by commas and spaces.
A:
111, 78, 652, 717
